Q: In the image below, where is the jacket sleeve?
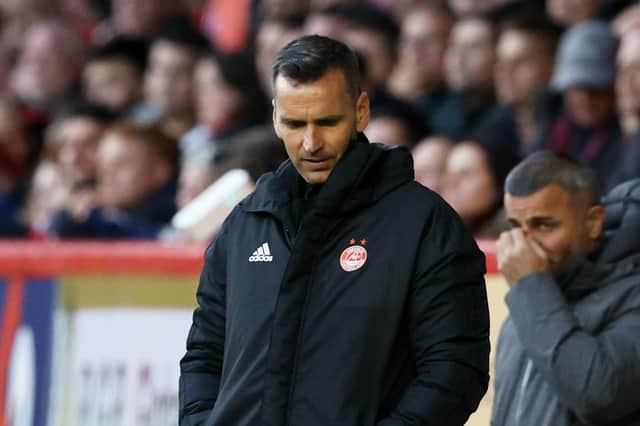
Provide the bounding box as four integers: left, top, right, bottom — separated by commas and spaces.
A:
378, 203, 491, 425
506, 272, 640, 424
179, 223, 229, 425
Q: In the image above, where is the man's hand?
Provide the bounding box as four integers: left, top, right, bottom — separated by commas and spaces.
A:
497, 229, 551, 286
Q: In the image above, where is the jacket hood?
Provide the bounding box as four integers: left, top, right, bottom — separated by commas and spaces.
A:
240, 133, 414, 217
598, 178, 640, 263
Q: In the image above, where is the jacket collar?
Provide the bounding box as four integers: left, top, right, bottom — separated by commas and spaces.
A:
240, 133, 414, 218
558, 254, 640, 300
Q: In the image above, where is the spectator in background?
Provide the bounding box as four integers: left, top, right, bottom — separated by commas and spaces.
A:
108, 0, 180, 38
616, 29, 640, 140
388, 4, 460, 136
24, 160, 66, 237
255, 14, 304, 96
614, 2, 640, 36
495, 18, 560, 146
10, 20, 85, 117
48, 123, 177, 239
45, 102, 114, 207
83, 36, 148, 117
534, 21, 623, 190
0, 0, 58, 52
342, 4, 399, 93
135, 14, 210, 140
303, 4, 351, 40
442, 135, 519, 238
616, 29, 640, 181
445, 16, 501, 139
365, 101, 430, 147
412, 135, 451, 193
0, 97, 32, 237
180, 49, 270, 159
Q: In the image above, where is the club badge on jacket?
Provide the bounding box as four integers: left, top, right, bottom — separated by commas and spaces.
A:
340, 238, 368, 272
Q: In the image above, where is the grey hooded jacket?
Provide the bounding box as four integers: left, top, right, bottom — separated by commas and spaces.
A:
492, 255, 640, 426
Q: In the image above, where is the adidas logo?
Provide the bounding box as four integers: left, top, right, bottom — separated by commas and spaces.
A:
249, 242, 273, 262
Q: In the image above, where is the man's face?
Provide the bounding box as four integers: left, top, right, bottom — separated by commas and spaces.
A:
495, 29, 554, 106
194, 58, 243, 130
397, 9, 450, 89
97, 133, 159, 209
272, 68, 370, 184
84, 59, 142, 113
144, 41, 198, 117
412, 136, 450, 193
564, 86, 615, 128
616, 31, 640, 117
441, 142, 498, 225
445, 18, 495, 91
56, 117, 104, 187
504, 184, 604, 274
11, 25, 79, 103
344, 29, 394, 88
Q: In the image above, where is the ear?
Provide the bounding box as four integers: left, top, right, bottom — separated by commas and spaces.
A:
272, 98, 281, 138
585, 204, 606, 241
355, 91, 370, 133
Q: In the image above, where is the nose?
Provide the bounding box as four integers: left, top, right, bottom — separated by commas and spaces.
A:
302, 125, 323, 154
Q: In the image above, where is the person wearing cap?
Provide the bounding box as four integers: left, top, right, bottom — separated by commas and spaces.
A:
532, 20, 624, 191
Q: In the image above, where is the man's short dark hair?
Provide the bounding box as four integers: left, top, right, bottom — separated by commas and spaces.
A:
272, 35, 361, 99
505, 151, 601, 204
88, 36, 149, 74
499, 16, 562, 57
344, 4, 399, 61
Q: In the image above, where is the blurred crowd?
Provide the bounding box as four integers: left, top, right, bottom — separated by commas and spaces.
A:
1, 0, 639, 240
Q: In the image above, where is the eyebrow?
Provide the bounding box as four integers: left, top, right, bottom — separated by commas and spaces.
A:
279, 114, 344, 126
527, 216, 556, 224
508, 216, 557, 228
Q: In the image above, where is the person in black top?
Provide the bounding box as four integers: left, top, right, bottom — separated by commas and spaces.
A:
179, 35, 490, 426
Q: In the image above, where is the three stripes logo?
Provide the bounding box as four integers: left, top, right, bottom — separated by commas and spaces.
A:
248, 242, 273, 262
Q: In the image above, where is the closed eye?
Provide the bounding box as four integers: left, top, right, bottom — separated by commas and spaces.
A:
280, 118, 305, 129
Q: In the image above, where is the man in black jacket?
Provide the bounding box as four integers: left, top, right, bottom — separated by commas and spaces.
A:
179, 35, 490, 426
